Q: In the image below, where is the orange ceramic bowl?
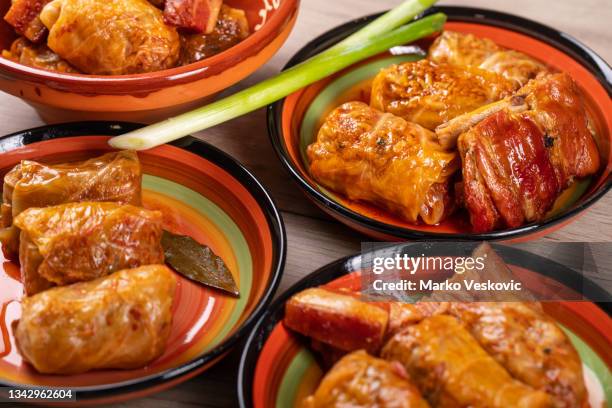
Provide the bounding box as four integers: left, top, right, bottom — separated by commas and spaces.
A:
0, 0, 299, 123
269, 6, 612, 242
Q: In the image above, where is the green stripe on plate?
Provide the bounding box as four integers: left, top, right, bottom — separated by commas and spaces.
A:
276, 349, 318, 408
143, 175, 253, 349
563, 326, 611, 402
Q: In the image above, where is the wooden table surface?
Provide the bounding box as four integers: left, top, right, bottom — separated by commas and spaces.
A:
0, 0, 610, 406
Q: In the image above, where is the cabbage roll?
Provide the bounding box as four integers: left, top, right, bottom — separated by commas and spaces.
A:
307, 102, 459, 225
0, 150, 142, 260
370, 60, 514, 130
302, 350, 430, 408
449, 302, 587, 408
428, 31, 550, 87
382, 315, 554, 407
14, 202, 164, 295
39, 0, 179, 74
14, 265, 176, 374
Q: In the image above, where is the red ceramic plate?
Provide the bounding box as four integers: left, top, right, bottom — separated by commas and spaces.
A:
0, 122, 285, 404
268, 6, 612, 241
238, 244, 611, 408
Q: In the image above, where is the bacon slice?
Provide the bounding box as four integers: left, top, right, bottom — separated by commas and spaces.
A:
4, 0, 51, 42
163, 0, 222, 33
452, 74, 600, 232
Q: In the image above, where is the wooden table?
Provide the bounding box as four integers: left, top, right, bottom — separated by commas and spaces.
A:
0, 0, 609, 406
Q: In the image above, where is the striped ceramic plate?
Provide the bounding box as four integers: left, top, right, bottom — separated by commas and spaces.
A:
0, 122, 285, 404
238, 244, 611, 408
268, 6, 612, 241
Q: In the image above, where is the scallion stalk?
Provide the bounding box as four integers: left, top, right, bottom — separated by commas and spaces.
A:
339, 0, 437, 46
110, 4, 444, 150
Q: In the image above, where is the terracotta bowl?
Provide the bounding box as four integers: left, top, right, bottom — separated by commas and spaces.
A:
0, 122, 286, 404
268, 6, 612, 242
0, 0, 299, 123
237, 245, 611, 408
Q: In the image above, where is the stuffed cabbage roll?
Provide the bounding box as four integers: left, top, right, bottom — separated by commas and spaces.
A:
179, 4, 250, 65
429, 31, 550, 87
14, 265, 176, 374
39, 0, 179, 74
449, 302, 587, 408
0, 150, 142, 260
302, 350, 430, 408
1, 37, 78, 73
307, 102, 459, 225
387, 301, 449, 335
14, 202, 164, 295
382, 315, 554, 408
370, 60, 514, 131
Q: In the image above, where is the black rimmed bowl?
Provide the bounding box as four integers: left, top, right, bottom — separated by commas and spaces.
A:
0, 122, 286, 404
268, 6, 612, 241
237, 243, 611, 408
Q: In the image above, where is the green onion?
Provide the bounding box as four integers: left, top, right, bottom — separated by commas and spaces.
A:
340, 0, 438, 46
109, 2, 444, 150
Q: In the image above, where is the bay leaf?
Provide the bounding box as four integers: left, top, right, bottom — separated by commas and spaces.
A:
162, 230, 239, 297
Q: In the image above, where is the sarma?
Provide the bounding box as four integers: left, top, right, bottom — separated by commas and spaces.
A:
302, 350, 430, 408
449, 302, 587, 408
382, 315, 553, 407
0, 150, 142, 260
286, 245, 590, 407
14, 202, 164, 295
370, 59, 514, 130
39, 0, 180, 74
2, 0, 251, 74
428, 31, 550, 87
307, 102, 459, 225
14, 265, 176, 374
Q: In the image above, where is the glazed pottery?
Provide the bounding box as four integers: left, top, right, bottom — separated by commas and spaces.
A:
0, 122, 286, 404
268, 6, 612, 241
0, 0, 299, 122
